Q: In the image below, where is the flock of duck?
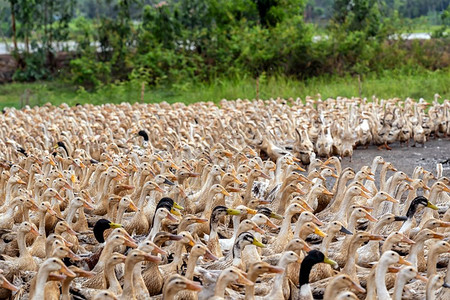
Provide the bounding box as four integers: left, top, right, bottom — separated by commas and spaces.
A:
0, 95, 448, 300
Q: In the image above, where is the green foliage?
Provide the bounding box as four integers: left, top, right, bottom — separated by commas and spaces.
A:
69, 57, 111, 89
12, 49, 50, 81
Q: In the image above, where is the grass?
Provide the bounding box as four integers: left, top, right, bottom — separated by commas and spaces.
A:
0, 69, 449, 109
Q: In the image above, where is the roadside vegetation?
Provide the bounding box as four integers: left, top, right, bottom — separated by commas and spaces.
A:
0, 0, 449, 108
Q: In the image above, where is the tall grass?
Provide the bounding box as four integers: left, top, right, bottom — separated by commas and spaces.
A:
0, 69, 449, 109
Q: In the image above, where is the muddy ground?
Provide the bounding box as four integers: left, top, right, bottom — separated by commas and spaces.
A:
339, 138, 450, 178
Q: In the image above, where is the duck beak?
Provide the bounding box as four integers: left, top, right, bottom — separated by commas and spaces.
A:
270, 212, 284, 220
60, 264, 76, 278
260, 172, 271, 180
368, 234, 384, 241
83, 201, 94, 210
237, 272, 254, 286
253, 226, 265, 234
398, 256, 412, 266
125, 239, 138, 248
405, 177, 413, 182
204, 249, 219, 261
365, 212, 378, 222
128, 201, 138, 212
64, 182, 73, 190
438, 221, 450, 228
30, 201, 39, 212
300, 201, 314, 212
401, 235, 415, 244
166, 212, 178, 222
360, 185, 371, 193
109, 222, 123, 229
268, 266, 285, 274
188, 240, 195, 247
423, 185, 431, 191
17, 178, 26, 185
1, 278, 18, 292
170, 207, 182, 216
221, 189, 231, 197
365, 176, 375, 182
340, 226, 353, 235
68, 250, 81, 261
386, 195, 398, 203
426, 202, 438, 210
323, 189, 333, 196
265, 219, 278, 229
233, 177, 243, 184
66, 226, 78, 236
194, 218, 208, 224
63, 239, 73, 248
246, 208, 257, 215
168, 234, 184, 241
360, 191, 371, 199
76, 269, 95, 278
323, 257, 337, 266
185, 279, 203, 292
394, 216, 408, 221
30, 226, 39, 236
188, 172, 200, 178
163, 178, 175, 186
312, 216, 324, 226
226, 208, 241, 216
432, 233, 445, 239
416, 274, 428, 282
314, 227, 327, 238
331, 173, 339, 178
70, 174, 77, 183
55, 193, 64, 202
302, 243, 312, 252
151, 245, 167, 256
443, 282, 450, 288
252, 238, 265, 248
153, 185, 164, 194
351, 279, 366, 293
144, 254, 162, 263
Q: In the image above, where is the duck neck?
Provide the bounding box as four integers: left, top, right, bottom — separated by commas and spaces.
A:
122, 258, 139, 299
185, 253, 200, 280
61, 277, 76, 300
65, 204, 78, 226
335, 191, 356, 222
231, 216, 242, 241
232, 241, 243, 266
342, 240, 360, 281
392, 274, 409, 300
244, 175, 257, 204
328, 174, 351, 212
406, 239, 424, 269
116, 205, 126, 224
148, 215, 163, 240
107, 263, 122, 295
320, 229, 337, 255
281, 212, 295, 236
214, 275, 232, 299
31, 267, 51, 300
426, 247, 441, 277
17, 230, 29, 257
375, 259, 391, 299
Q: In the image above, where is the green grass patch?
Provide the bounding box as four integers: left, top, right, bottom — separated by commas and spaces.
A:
0, 69, 449, 109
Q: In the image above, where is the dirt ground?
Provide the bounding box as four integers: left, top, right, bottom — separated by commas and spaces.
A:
340, 138, 450, 178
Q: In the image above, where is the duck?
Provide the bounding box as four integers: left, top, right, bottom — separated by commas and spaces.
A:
30, 257, 76, 300
205, 232, 265, 270
323, 274, 365, 299
163, 274, 202, 300
205, 266, 253, 300
297, 250, 337, 300
392, 266, 427, 300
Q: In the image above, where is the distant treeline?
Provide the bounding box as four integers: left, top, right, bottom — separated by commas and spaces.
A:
2, 0, 450, 88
